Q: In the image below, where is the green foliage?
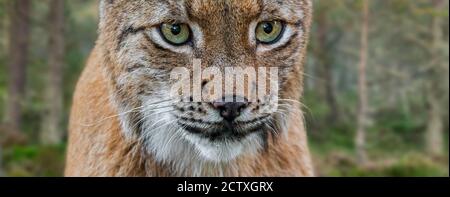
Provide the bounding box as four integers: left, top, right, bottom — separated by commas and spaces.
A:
3, 144, 66, 177
316, 151, 448, 177
384, 154, 447, 177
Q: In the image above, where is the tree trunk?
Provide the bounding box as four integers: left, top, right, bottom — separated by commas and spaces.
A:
425, 94, 444, 156
356, 0, 370, 165
40, 0, 65, 145
316, 10, 339, 124
5, 0, 31, 134
425, 0, 445, 156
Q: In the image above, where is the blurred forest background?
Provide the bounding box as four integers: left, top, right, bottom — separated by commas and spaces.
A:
0, 0, 448, 177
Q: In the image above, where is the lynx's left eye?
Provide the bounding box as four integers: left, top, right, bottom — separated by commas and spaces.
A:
255, 21, 284, 44
160, 23, 191, 45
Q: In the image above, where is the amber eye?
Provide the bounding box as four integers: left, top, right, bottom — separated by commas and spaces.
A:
255, 21, 284, 44
160, 23, 191, 45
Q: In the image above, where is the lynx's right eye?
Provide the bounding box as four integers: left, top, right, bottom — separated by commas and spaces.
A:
160, 23, 191, 46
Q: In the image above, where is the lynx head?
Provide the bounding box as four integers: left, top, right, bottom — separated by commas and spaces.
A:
97, 0, 312, 167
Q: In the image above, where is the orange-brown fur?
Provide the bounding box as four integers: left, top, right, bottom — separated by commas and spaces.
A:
66, 0, 314, 177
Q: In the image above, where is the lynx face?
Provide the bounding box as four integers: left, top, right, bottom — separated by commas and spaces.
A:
99, 0, 311, 164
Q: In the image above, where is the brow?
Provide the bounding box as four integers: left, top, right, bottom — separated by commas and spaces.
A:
116, 1, 186, 51
260, 0, 305, 25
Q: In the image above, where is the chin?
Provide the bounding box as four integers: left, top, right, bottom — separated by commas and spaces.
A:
139, 115, 267, 166
184, 131, 265, 162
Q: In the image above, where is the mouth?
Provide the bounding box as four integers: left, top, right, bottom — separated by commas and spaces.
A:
177, 116, 270, 142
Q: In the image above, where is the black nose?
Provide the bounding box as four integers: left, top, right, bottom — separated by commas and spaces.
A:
212, 96, 249, 122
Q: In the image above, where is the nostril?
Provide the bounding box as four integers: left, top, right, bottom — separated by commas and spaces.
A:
201, 80, 209, 88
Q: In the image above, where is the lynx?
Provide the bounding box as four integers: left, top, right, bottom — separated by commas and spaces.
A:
65, 0, 314, 177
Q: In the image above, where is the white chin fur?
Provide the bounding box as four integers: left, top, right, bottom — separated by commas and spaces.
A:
136, 97, 264, 169
185, 132, 263, 162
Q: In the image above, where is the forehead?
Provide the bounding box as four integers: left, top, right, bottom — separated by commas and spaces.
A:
186, 0, 262, 19
188, 0, 307, 22
115, 0, 308, 24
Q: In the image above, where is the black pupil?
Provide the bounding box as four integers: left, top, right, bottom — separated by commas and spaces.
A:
171, 25, 182, 35
262, 23, 273, 34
